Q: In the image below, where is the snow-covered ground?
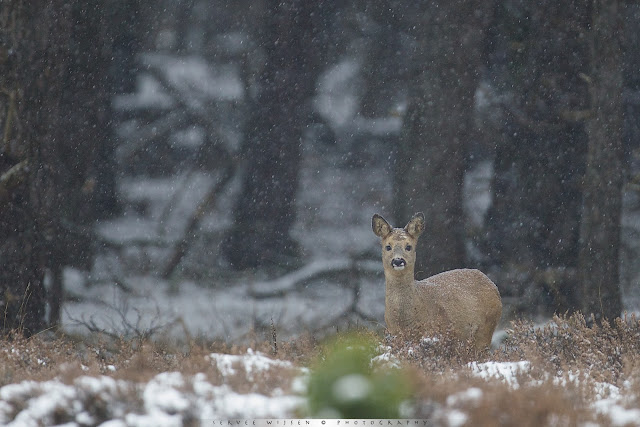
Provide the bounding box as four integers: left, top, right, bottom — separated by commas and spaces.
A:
468, 360, 640, 427
0, 349, 305, 426
2, 348, 639, 426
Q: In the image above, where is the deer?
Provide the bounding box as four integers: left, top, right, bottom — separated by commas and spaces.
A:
372, 212, 502, 350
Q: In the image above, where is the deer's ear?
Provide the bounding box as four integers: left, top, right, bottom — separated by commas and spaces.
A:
404, 212, 425, 237
372, 214, 392, 238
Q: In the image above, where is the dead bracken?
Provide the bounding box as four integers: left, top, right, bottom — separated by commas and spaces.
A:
0, 313, 640, 424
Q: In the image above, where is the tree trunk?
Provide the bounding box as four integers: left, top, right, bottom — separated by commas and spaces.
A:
577, 0, 624, 322
225, 1, 335, 270
0, 1, 73, 334
359, 1, 404, 119
393, 1, 490, 277
47, 2, 126, 324
484, 2, 591, 311
0, 1, 126, 330
61, 3, 122, 227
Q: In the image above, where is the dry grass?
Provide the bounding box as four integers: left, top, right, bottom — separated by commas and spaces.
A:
0, 328, 310, 402
412, 373, 591, 426
0, 312, 639, 423
385, 313, 640, 425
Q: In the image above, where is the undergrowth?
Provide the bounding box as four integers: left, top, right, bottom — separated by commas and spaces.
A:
0, 312, 639, 424
389, 313, 640, 425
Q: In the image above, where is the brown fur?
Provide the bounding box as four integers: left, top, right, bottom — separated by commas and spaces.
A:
372, 212, 502, 350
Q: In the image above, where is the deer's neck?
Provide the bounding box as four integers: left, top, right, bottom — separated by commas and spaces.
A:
383, 268, 419, 333
384, 268, 417, 298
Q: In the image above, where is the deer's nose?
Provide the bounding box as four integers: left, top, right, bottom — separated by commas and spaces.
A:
391, 258, 406, 270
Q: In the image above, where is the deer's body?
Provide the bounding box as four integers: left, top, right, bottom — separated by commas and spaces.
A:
373, 213, 502, 350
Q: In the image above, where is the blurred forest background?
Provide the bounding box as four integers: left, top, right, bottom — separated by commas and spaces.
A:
1, 0, 640, 340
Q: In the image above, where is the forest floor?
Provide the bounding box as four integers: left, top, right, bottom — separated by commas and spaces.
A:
2, 314, 640, 425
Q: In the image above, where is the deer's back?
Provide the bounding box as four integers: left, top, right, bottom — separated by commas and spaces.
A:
418, 269, 499, 300
414, 268, 502, 348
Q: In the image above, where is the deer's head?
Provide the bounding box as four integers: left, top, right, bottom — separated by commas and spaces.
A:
372, 213, 425, 274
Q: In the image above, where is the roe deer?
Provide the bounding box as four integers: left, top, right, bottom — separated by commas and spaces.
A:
372, 212, 502, 350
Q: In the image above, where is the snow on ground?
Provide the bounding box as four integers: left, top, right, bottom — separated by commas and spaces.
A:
369, 345, 640, 426
0, 350, 306, 426
2, 348, 639, 425
470, 361, 640, 427
62, 272, 357, 342
207, 348, 307, 382
468, 360, 531, 389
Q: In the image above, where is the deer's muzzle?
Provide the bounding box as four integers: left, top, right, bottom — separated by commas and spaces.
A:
391, 258, 406, 270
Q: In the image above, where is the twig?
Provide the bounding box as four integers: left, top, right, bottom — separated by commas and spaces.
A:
65, 297, 174, 342
155, 141, 235, 236
271, 318, 278, 355
117, 109, 188, 159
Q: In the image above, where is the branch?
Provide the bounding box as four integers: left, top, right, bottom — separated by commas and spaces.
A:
0, 160, 28, 204
249, 258, 381, 298
499, 98, 565, 133
161, 164, 236, 278
117, 109, 188, 160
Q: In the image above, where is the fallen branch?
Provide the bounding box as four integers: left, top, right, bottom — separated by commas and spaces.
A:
161, 164, 236, 278
249, 258, 381, 298
155, 142, 236, 236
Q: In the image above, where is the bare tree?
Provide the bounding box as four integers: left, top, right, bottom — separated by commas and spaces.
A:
0, 1, 129, 331
483, 1, 627, 318
577, 0, 624, 321
392, 1, 491, 277
481, 1, 592, 313
48, 2, 130, 325
0, 1, 73, 334
225, 1, 336, 270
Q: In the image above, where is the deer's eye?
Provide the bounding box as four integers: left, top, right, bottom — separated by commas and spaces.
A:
385, 245, 392, 251
405, 245, 412, 251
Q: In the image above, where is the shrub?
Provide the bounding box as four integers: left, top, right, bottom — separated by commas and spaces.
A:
306, 332, 413, 418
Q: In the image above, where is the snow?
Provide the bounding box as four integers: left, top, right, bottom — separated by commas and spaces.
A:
0, 350, 306, 425
370, 346, 402, 370
113, 74, 176, 111
468, 361, 640, 426
1, 349, 639, 425
332, 374, 371, 402
141, 53, 245, 102
463, 160, 493, 228
207, 348, 299, 381
593, 399, 640, 427
468, 360, 531, 389
249, 259, 379, 298
445, 387, 483, 407
143, 372, 191, 415
315, 59, 361, 127
445, 410, 468, 427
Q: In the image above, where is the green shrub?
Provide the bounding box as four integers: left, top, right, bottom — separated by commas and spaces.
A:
306, 333, 413, 418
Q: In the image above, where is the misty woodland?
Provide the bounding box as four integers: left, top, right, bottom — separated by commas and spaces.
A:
2, 1, 640, 425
